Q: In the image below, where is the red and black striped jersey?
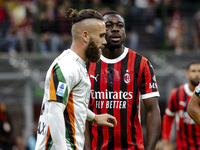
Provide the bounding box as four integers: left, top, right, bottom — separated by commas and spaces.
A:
162, 83, 200, 150
87, 47, 159, 150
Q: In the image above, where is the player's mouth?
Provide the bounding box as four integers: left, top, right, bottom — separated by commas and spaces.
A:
110, 34, 121, 42
111, 37, 120, 42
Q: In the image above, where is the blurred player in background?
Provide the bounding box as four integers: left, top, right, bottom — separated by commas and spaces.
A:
84, 10, 161, 150
35, 8, 117, 150
0, 102, 14, 150
187, 82, 200, 126
162, 62, 200, 150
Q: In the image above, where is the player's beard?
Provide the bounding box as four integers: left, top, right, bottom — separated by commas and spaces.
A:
86, 40, 102, 62
190, 79, 199, 87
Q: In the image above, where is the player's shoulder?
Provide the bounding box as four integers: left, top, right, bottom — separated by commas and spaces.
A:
127, 47, 148, 62
56, 50, 81, 73
171, 84, 184, 94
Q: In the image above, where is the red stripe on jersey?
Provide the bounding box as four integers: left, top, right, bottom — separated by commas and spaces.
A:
88, 62, 96, 113
133, 52, 144, 149
144, 60, 153, 93
100, 61, 109, 150
162, 114, 175, 140
194, 125, 200, 148
126, 49, 135, 148
88, 62, 98, 149
177, 86, 187, 149
113, 60, 122, 149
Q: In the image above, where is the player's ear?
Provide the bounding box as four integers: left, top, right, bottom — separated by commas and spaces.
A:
82, 31, 90, 43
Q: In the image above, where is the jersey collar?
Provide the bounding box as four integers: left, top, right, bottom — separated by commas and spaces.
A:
100, 47, 129, 64
184, 83, 193, 97
67, 49, 86, 67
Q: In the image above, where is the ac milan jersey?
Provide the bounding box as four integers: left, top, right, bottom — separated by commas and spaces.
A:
87, 47, 159, 150
162, 83, 200, 150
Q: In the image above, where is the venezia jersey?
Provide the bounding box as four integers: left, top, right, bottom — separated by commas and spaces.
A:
162, 83, 200, 150
35, 49, 91, 150
195, 82, 200, 98
87, 47, 159, 150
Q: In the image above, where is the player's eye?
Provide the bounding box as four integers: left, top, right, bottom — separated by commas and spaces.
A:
118, 23, 124, 28
106, 24, 112, 28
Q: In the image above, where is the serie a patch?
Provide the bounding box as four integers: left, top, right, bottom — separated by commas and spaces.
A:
195, 84, 200, 93
56, 82, 67, 97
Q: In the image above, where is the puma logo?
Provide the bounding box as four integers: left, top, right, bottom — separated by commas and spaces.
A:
90, 74, 99, 82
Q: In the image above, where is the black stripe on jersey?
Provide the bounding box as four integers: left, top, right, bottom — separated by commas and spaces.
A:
175, 88, 179, 112
183, 92, 190, 150
170, 88, 176, 112
147, 61, 157, 92
95, 61, 104, 149
131, 53, 142, 150
192, 125, 199, 150
120, 53, 128, 149
52, 66, 62, 103
64, 109, 76, 150
46, 134, 53, 150
107, 63, 115, 149
86, 61, 90, 71
141, 69, 146, 94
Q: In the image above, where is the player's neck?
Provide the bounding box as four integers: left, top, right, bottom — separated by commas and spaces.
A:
102, 46, 124, 59
70, 42, 87, 62
188, 83, 195, 92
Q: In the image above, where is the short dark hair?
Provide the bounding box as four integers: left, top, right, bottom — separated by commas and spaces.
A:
66, 8, 103, 24
103, 10, 120, 16
187, 61, 200, 70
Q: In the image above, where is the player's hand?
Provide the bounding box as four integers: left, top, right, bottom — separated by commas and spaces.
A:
162, 140, 174, 150
92, 114, 117, 127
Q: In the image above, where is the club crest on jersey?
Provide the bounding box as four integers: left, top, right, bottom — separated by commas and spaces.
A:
56, 82, 67, 97
124, 73, 131, 84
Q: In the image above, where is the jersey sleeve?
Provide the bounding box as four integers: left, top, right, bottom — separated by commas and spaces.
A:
162, 89, 178, 140
166, 88, 179, 113
49, 62, 80, 105
195, 83, 200, 98
140, 59, 160, 99
162, 113, 175, 140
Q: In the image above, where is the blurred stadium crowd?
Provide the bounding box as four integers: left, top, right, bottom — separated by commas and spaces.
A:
1, 0, 200, 150
0, 0, 200, 55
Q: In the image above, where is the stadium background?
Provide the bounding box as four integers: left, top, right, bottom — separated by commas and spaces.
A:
0, 0, 200, 148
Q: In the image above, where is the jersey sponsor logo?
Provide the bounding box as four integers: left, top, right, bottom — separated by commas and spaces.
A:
96, 100, 127, 109
179, 101, 186, 107
90, 74, 99, 82
124, 73, 131, 84
91, 89, 133, 100
149, 82, 157, 89
178, 110, 196, 124
56, 82, 67, 97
